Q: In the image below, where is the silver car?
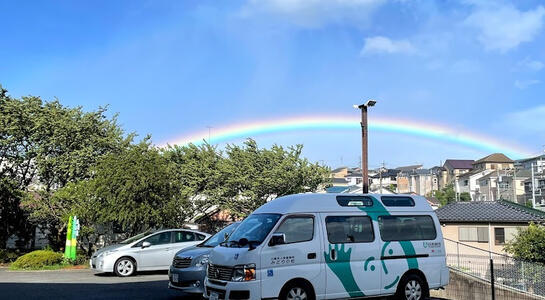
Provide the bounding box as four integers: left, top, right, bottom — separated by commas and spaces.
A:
91, 229, 211, 277
169, 222, 240, 295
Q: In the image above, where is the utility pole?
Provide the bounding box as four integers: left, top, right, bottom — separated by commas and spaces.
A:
513, 167, 517, 203
379, 161, 385, 194
354, 100, 377, 194
532, 162, 536, 208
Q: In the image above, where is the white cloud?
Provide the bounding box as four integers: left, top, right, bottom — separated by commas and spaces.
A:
240, 0, 386, 27
360, 36, 417, 55
514, 79, 540, 89
517, 57, 544, 71
463, 4, 545, 52
508, 105, 545, 131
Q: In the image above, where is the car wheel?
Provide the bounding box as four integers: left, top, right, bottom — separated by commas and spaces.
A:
114, 257, 136, 277
280, 281, 315, 300
396, 274, 428, 300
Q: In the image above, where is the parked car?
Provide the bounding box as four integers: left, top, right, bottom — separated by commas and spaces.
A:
91, 229, 211, 277
169, 222, 240, 295
204, 193, 449, 300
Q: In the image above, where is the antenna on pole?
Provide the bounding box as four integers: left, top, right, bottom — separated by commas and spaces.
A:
206, 126, 213, 144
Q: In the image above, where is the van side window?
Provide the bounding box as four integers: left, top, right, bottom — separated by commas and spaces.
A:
378, 216, 436, 241
274, 216, 314, 244
325, 216, 374, 244
381, 196, 415, 207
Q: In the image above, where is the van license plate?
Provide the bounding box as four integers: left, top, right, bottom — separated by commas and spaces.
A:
210, 292, 219, 300
172, 274, 178, 283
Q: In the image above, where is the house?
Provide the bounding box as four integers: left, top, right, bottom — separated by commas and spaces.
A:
472, 153, 514, 171
475, 169, 530, 202
516, 154, 545, 173
523, 176, 545, 208
436, 200, 545, 254
397, 169, 438, 196
443, 159, 475, 187
457, 169, 494, 201
369, 169, 400, 191
331, 166, 349, 178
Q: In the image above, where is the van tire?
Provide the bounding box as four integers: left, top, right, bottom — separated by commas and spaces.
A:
279, 280, 315, 300
114, 257, 136, 277
395, 273, 428, 300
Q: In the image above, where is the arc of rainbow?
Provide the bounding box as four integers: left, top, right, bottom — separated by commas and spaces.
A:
161, 116, 533, 159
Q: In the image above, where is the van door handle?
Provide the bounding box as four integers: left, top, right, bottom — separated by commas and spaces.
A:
330, 249, 337, 261
307, 253, 316, 259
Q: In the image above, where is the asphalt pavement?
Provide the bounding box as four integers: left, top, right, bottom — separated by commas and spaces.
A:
0, 267, 192, 300
0, 267, 446, 300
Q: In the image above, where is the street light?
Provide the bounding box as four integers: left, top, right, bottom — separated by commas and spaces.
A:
354, 99, 377, 194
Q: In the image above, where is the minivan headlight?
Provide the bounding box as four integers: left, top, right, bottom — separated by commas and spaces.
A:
232, 264, 256, 282
195, 255, 209, 267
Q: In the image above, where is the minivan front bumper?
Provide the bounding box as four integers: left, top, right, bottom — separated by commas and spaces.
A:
204, 277, 259, 300
168, 264, 206, 294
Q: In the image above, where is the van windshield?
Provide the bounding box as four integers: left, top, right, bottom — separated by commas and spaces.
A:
224, 214, 281, 248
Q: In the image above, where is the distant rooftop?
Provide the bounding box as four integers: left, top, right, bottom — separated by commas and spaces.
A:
436, 200, 545, 223
474, 153, 513, 164
444, 159, 475, 170
395, 164, 423, 172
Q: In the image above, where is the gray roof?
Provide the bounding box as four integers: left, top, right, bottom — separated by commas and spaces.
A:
436, 200, 545, 223
444, 159, 475, 170
396, 165, 423, 172
331, 178, 348, 184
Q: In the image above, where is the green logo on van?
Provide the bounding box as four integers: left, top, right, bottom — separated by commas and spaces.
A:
324, 195, 420, 297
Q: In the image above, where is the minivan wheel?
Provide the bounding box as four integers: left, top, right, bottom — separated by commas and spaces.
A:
280, 281, 314, 300
114, 257, 136, 277
396, 274, 428, 300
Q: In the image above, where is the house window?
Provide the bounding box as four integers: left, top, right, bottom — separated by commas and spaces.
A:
494, 227, 518, 245
464, 180, 469, 186
459, 227, 489, 243
356, 178, 362, 184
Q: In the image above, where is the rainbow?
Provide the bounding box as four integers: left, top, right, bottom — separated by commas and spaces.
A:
161, 115, 534, 159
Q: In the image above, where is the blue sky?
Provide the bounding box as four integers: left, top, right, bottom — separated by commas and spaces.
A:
1, 0, 545, 168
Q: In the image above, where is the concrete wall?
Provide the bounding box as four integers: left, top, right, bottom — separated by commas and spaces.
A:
431, 269, 544, 300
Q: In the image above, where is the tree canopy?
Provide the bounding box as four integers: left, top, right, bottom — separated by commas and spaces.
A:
1, 85, 330, 250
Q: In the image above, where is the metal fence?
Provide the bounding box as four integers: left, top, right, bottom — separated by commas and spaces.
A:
444, 238, 545, 299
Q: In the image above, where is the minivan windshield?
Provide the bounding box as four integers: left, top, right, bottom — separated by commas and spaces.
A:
201, 222, 240, 248
224, 214, 281, 248
119, 230, 153, 244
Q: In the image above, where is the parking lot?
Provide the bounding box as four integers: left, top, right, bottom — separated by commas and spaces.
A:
0, 268, 195, 300
0, 267, 448, 300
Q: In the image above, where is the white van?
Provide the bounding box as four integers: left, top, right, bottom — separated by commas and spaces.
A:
204, 193, 449, 300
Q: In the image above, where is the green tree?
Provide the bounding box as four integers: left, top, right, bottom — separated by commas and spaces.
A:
459, 192, 471, 202
48, 140, 193, 239
1, 87, 126, 249
436, 184, 456, 206
505, 223, 545, 264
219, 139, 330, 217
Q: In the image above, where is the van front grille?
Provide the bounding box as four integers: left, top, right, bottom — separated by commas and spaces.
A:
173, 257, 192, 268
207, 264, 233, 281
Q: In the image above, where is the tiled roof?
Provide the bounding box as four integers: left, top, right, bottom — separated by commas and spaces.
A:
444, 159, 475, 170
436, 200, 545, 223
474, 153, 513, 164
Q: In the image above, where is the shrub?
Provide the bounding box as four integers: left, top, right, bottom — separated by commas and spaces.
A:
11, 250, 63, 269
0, 249, 23, 263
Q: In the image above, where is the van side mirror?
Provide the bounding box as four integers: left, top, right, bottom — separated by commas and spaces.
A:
141, 241, 151, 248
269, 233, 286, 246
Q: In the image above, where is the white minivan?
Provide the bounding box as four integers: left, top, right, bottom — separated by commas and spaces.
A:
204, 193, 449, 300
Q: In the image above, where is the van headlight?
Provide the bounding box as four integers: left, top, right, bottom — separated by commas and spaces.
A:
195, 255, 209, 267
232, 264, 256, 282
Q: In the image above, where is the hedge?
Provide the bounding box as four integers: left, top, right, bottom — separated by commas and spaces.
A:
11, 250, 63, 269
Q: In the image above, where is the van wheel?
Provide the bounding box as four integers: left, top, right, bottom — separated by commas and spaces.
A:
114, 257, 136, 277
396, 274, 428, 300
279, 281, 315, 300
